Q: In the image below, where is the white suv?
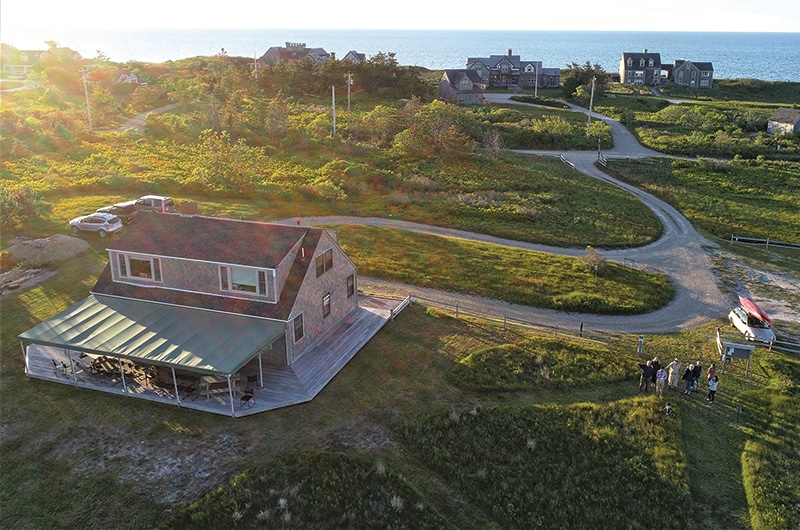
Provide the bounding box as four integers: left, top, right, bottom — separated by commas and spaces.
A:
69, 212, 124, 238
135, 195, 176, 213
728, 306, 776, 343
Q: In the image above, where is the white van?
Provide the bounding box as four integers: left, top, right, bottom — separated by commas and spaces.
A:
134, 195, 176, 213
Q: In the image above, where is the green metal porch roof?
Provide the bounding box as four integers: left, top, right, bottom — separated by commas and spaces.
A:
18, 294, 285, 375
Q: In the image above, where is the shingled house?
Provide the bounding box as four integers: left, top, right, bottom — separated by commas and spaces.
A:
466, 49, 560, 89
767, 108, 800, 135
258, 42, 331, 66
671, 59, 714, 88
619, 49, 663, 85
19, 214, 392, 417
439, 69, 486, 104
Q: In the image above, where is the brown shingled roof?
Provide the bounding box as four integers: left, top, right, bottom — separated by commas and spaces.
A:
96, 214, 323, 320
108, 213, 309, 268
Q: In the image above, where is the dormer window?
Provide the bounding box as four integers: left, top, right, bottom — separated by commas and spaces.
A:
21, 53, 29, 62
627, 58, 633, 67
639, 59, 645, 67
117, 253, 162, 282
220, 265, 270, 296
648, 59, 654, 67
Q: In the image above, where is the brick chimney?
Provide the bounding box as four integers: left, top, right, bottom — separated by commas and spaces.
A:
508, 48, 512, 56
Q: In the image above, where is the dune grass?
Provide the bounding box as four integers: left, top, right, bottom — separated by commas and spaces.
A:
335, 225, 674, 315
2, 251, 797, 529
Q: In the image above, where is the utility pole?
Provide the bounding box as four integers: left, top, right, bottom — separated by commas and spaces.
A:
253, 52, 258, 80
586, 75, 596, 137
345, 71, 353, 129
80, 66, 94, 130
332, 85, 336, 137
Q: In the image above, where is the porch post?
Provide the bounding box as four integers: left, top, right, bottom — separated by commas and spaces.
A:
20, 340, 30, 378
171, 367, 181, 405
227, 374, 235, 417
67, 349, 79, 386
257, 352, 264, 388
118, 357, 128, 393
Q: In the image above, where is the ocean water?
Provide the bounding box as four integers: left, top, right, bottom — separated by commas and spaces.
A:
3, 28, 799, 81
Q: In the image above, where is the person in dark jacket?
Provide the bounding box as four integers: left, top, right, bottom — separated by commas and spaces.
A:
692, 361, 703, 392
650, 356, 661, 386
637, 360, 653, 392
683, 364, 695, 395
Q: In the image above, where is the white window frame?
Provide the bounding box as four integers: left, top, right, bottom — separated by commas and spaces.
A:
315, 249, 333, 277
293, 313, 304, 342
116, 252, 162, 283
322, 292, 331, 318
219, 265, 270, 296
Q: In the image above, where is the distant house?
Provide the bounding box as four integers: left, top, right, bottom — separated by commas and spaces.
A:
117, 72, 139, 84
439, 69, 486, 105
39, 46, 83, 64
0, 44, 45, 77
619, 50, 662, 85
342, 50, 367, 64
466, 49, 560, 89
258, 42, 331, 66
767, 108, 800, 135
671, 59, 714, 89
19, 214, 392, 417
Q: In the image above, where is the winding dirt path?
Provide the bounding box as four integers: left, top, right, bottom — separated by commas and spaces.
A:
277, 95, 732, 334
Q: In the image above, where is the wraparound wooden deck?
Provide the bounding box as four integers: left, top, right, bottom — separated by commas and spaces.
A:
22, 297, 403, 417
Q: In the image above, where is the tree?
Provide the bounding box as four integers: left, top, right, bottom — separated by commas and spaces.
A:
582, 245, 607, 274
561, 61, 609, 101
391, 100, 477, 159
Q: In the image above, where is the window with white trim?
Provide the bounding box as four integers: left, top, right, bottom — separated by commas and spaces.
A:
116, 253, 162, 282
315, 249, 333, 277
220, 265, 270, 295
293, 314, 304, 342
322, 292, 331, 318
347, 274, 355, 298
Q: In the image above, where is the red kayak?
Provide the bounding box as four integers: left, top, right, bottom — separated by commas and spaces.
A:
738, 295, 772, 324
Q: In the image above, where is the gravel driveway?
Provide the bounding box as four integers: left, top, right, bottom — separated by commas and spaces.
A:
279, 95, 732, 334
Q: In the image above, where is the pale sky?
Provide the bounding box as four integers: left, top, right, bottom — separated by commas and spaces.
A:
1, 0, 799, 32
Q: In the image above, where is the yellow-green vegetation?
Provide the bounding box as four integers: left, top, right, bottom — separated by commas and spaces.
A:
400, 402, 690, 529
2, 51, 798, 529
2, 55, 661, 249
336, 225, 674, 314
1, 257, 797, 528
593, 83, 800, 160
448, 338, 627, 390
604, 157, 800, 247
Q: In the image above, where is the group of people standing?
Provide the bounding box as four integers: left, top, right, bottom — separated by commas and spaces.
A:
637, 356, 720, 403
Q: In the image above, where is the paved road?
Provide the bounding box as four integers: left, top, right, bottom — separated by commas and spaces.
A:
292, 93, 730, 334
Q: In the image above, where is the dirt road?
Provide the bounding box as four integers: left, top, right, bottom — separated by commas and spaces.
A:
278, 95, 733, 334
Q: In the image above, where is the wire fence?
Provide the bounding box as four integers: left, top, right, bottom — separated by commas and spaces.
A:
386, 293, 614, 348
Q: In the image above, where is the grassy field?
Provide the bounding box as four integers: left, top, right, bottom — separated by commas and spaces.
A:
2, 252, 797, 528
335, 225, 674, 314
602, 157, 800, 274
2, 62, 799, 529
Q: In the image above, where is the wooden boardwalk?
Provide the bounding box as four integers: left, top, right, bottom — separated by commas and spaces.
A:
21, 298, 399, 417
